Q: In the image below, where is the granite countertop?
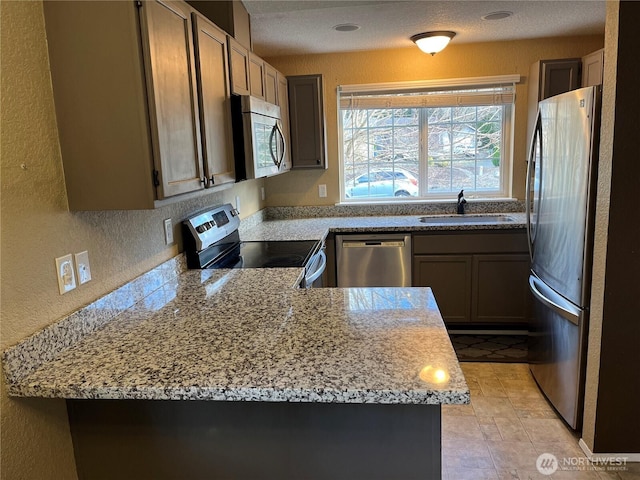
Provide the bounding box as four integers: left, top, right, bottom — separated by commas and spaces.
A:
8, 268, 469, 405
0, 211, 530, 405
241, 212, 526, 241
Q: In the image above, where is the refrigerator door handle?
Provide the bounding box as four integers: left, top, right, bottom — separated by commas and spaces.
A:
526, 111, 542, 260
529, 275, 581, 326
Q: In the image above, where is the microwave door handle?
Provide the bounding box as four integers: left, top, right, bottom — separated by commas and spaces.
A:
269, 124, 282, 168
275, 121, 286, 168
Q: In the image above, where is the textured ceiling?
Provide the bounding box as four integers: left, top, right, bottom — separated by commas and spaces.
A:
244, 0, 606, 57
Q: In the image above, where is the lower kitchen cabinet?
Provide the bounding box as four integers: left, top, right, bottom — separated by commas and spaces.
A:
413, 231, 530, 327
472, 254, 530, 325
413, 255, 472, 324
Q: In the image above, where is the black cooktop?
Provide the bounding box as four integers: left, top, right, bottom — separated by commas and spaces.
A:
209, 240, 319, 269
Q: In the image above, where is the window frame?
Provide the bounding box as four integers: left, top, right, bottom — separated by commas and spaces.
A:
337, 75, 520, 204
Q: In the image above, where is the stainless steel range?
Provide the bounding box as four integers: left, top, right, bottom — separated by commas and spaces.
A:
183, 204, 326, 288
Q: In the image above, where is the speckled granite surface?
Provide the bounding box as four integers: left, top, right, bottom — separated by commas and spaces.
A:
4, 210, 530, 406
2, 254, 187, 387
241, 212, 526, 241
7, 268, 468, 405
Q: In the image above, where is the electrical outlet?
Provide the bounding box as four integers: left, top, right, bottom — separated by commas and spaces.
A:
318, 184, 327, 198
164, 218, 173, 245
55, 254, 76, 294
74, 250, 92, 284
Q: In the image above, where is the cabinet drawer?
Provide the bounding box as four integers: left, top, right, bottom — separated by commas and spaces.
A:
413, 230, 527, 255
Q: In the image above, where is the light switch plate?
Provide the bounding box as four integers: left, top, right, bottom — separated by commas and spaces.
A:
74, 250, 92, 284
318, 184, 327, 198
55, 254, 76, 294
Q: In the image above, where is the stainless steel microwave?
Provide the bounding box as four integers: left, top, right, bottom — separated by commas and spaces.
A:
231, 95, 289, 180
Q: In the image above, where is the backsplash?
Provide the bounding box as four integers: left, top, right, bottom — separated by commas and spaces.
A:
2, 254, 187, 389
265, 200, 525, 219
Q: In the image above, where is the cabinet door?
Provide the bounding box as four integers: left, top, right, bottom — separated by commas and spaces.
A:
248, 52, 266, 99
192, 14, 235, 186
140, 0, 204, 198
264, 63, 278, 104
472, 254, 530, 325
227, 36, 250, 96
527, 58, 581, 155
540, 59, 581, 100
288, 74, 327, 169
276, 71, 291, 171
582, 49, 604, 87
413, 255, 472, 324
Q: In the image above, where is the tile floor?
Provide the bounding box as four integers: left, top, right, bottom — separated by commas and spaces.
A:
442, 363, 640, 480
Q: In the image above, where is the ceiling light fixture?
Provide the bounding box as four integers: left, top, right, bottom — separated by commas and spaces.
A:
410, 31, 456, 56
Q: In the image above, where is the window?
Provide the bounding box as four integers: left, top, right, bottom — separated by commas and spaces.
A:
338, 76, 518, 202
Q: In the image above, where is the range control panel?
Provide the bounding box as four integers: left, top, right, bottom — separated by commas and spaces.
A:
183, 203, 240, 252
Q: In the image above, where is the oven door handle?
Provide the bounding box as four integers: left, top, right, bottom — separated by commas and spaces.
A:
305, 250, 326, 287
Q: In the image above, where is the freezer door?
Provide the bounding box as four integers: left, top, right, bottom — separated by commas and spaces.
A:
528, 275, 586, 430
531, 87, 600, 307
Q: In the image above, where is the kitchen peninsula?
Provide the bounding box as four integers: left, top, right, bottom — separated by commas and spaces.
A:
1, 212, 534, 479
4, 271, 466, 479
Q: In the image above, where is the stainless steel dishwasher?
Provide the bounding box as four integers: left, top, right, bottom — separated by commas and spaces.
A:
336, 234, 412, 287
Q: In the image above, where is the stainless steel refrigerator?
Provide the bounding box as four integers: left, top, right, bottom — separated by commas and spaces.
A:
526, 85, 601, 430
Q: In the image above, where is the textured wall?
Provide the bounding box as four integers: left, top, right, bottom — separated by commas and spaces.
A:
582, 0, 618, 452
0, 2, 264, 478
264, 35, 603, 207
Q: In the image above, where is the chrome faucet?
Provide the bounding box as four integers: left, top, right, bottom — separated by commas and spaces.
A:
457, 189, 467, 214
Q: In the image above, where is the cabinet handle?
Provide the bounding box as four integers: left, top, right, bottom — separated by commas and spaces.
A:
200, 176, 215, 188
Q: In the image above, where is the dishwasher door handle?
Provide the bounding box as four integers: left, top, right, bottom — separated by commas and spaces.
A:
342, 240, 406, 248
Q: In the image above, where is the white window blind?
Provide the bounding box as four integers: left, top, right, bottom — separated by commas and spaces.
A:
339, 75, 518, 109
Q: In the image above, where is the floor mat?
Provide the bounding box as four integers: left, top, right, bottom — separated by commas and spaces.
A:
449, 333, 528, 362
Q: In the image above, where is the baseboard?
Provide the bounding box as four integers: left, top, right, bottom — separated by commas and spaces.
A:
579, 438, 640, 462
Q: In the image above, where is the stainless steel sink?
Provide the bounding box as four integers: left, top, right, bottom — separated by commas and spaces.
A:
418, 214, 515, 224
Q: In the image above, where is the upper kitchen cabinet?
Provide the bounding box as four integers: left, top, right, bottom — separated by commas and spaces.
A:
288, 74, 328, 169
227, 36, 251, 96
527, 58, 581, 153
264, 63, 279, 105
192, 13, 235, 187
530, 58, 581, 102
140, 0, 204, 198
186, 0, 251, 49
248, 52, 266, 100
582, 48, 604, 87
43, 1, 235, 210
